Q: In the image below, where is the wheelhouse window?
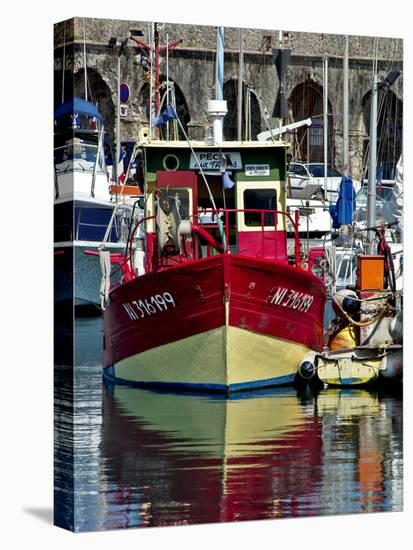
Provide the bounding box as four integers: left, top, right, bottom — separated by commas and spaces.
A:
243, 188, 277, 226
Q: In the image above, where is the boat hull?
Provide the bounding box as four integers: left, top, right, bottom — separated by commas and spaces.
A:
104, 325, 312, 391
316, 346, 403, 387
54, 242, 126, 310
103, 254, 326, 392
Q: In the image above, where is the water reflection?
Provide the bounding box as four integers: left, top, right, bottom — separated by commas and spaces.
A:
315, 389, 403, 515
100, 385, 324, 528
54, 317, 403, 532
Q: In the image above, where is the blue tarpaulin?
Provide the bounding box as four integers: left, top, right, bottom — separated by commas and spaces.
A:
329, 176, 356, 229
54, 97, 103, 121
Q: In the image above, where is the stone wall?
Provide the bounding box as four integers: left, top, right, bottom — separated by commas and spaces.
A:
54, 17, 403, 180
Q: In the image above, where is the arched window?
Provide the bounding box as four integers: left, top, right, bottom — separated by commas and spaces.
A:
288, 79, 334, 163
73, 68, 116, 141
223, 80, 262, 140
139, 77, 190, 139
362, 88, 402, 179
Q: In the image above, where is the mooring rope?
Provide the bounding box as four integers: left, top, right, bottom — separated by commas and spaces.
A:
332, 294, 387, 327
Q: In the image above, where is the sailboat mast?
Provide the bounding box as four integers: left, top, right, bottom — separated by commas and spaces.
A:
166, 32, 169, 140
343, 35, 349, 176
237, 28, 244, 141
154, 23, 160, 117
148, 22, 154, 140
367, 73, 378, 251
83, 18, 88, 101
323, 57, 328, 196
116, 52, 121, 186
61, 21, 66, 104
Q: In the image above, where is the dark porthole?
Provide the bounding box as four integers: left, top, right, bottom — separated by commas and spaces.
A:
163, 154, 180, 171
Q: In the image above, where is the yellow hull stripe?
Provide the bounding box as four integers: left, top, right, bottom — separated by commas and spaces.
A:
114, 326, 310, 388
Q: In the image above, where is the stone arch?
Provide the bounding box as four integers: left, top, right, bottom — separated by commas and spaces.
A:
288, 79, 334, 164
138, 77, 190, 139
362, 88, 402, 177
72, 68, 116, 141
223, 80, 261, 140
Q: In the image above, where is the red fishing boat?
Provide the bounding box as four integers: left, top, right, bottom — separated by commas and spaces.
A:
102, 140, 326, 393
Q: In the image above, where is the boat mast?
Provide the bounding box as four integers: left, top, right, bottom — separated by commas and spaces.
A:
343, 35, 349, 176
129, 25, 182, 140
83, 18, 88, 101
149, 22, 154, 140
278, 31, 283, 135
237, 28, 244, 141
61, 20, 66, 104
166, 32, 169, 140
154, 23, 160, 117
367, 72, 378, 252
323, 56, 328, 197
116, 50, 121, 186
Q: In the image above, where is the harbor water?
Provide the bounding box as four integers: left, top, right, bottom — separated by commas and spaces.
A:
54, 316, 403, 532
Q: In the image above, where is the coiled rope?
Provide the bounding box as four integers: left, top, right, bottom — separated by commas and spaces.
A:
332, 294, 387, 328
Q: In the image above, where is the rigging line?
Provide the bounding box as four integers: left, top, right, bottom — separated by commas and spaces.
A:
393, 94, 398, 165
101, 148, 136, 246
148, 21, 153, 140
362, 60, 393, 178
170, 105, 217, 211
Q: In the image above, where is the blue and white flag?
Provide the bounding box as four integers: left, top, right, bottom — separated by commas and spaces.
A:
154, 104, 177, 127
222, 171, 235, 190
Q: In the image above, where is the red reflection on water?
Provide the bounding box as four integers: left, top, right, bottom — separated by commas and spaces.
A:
100, 387, 323, 529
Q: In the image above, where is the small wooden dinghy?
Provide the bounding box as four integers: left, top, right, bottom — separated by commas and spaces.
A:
316, 344, 402, 387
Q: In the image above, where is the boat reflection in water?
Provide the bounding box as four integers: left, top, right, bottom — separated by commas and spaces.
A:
100, 385, 323, 529
98, 382, 402, 530
314, 388, 403, 516
54, 315, 402, 533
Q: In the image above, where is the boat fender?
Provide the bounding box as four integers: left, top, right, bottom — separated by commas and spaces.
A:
298, 352, 317, 380
178, 219, 192, 236
133, 249, 146, 276
333, 289, 359, 317
380, 349, 403, 379
389, 312, 403, 343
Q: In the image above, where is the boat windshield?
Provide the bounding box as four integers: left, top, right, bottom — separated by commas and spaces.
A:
307, 165, 341, 178
356, 184, 394, 204
336, 254, 357, 288
54, 138, 106, 175
74, 206, 130, 243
